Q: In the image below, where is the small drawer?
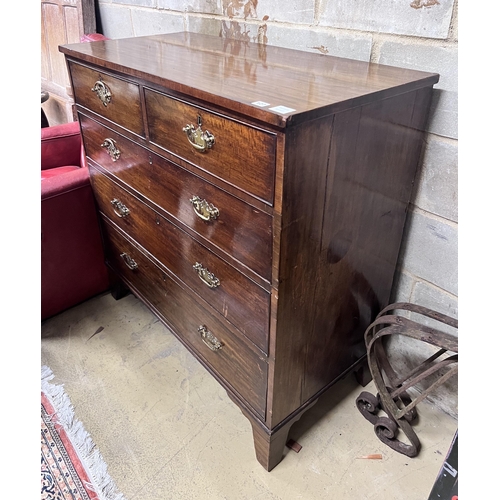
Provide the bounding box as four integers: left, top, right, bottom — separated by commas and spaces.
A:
91, 168, 270, 353
144, 88, 276, 204
80, 113, 273, 281
69, 61, 144, 136
102, 218, 268, 419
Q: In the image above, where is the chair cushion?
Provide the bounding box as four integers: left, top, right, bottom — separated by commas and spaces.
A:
41, 166, 80, 181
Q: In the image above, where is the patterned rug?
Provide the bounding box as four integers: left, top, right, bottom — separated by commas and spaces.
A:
41, 366, 125, 500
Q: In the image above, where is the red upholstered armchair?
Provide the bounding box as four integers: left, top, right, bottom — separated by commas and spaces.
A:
41, 121, 109, 320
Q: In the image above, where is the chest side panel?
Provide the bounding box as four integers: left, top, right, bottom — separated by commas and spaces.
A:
269, 87, 434, 427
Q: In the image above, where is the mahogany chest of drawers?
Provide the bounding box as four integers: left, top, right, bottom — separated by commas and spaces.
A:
60, 32, 438, 471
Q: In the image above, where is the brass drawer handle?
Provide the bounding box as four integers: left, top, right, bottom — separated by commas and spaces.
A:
189, 195, 219, 221
198, 325, 223, 352
182, 116, 215, 153
120, 252, 138, 270
91, 79, 112, 107
193, 262, 220, 288
110, 199, 130, 218
101, 138, 121, 161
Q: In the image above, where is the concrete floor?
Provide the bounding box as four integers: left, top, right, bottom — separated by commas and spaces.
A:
41, 291, 458, 500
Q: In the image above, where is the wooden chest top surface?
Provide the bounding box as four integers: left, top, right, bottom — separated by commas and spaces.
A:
60, 31, 439, 127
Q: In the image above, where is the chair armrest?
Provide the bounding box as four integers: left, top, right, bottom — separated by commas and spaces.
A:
41, 167, 90, 202
41, 122, 82, 170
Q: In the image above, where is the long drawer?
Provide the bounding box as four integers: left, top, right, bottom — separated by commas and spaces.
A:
80, 113, 273, 281
91, 166, 270, 353
144, 88, 277, 204
69, 61, 144, 137
101, 217, 268, 419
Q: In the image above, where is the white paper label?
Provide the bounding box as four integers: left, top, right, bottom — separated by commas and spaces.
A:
269, 105, 296, 114
251, 101, 270, 107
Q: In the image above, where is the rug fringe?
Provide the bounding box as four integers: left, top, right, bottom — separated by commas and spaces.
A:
41, 365, 126, 500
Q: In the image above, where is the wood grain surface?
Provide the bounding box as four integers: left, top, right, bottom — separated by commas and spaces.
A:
61, 31, 439, 127
101, 217, 268, 418
79, 112, 273, 282
91, 166, 271, 353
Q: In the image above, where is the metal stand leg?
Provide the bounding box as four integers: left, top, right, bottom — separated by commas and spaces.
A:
356, 302, 458, 457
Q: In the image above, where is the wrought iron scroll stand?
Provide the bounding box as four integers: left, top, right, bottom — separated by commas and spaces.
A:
356, 302, 458, 457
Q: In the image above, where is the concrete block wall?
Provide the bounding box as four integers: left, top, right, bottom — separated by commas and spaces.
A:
94, 0, 458, 418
